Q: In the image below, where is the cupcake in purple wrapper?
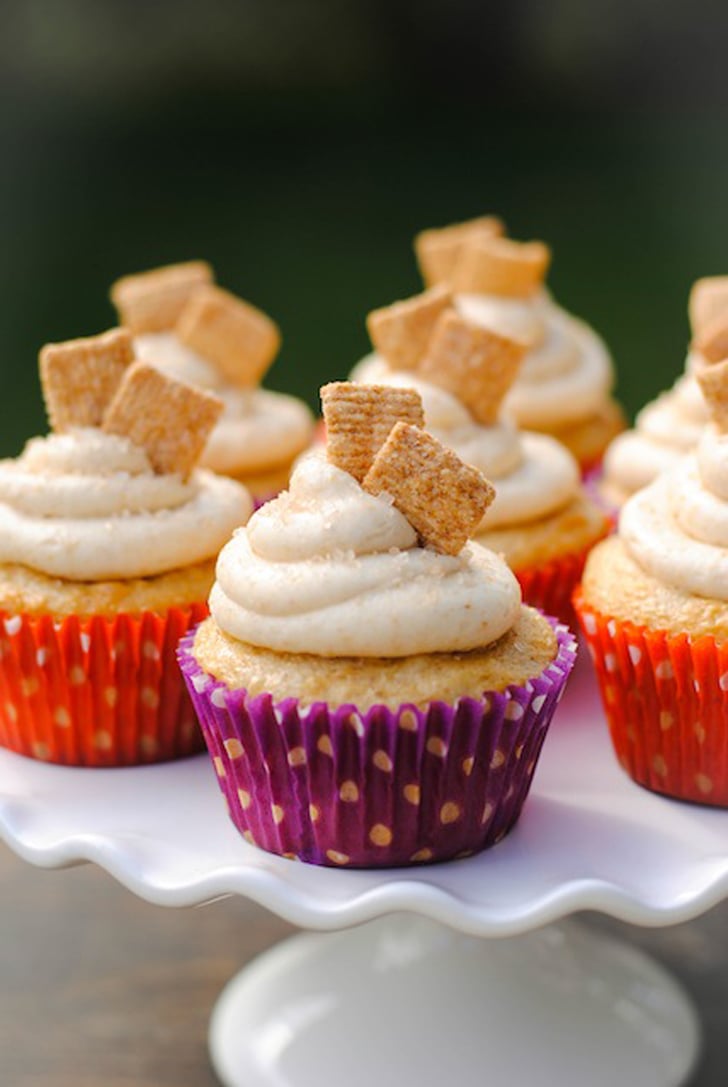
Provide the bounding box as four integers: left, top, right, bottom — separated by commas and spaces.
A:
179, 382, 577, 867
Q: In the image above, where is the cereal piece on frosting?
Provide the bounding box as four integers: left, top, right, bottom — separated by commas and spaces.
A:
110, 261, 213, 334
176, 284, 280, 388
367, 285, 452, 371
321, 381, 424, 482
103, 362, 223, 476
40, 328, 134, 432
452, 235, 551, 297
689, 276, 728, 335
363, 422, 495, 555
693, 314, 728, 364
414, 216, 504, 288
418, 310, 525, 425
697, 357, 728, 431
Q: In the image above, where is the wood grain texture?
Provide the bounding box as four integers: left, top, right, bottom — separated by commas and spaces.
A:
0, 842, 725, 1085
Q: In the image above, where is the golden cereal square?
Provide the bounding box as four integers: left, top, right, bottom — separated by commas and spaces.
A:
694, 315, 728, 364
697, 358, 728, 431
418, 311, 524, 425
452, 235, 550, 297
366, 285, 453, 371
102, 362, 223, 475
176, 284, 280, 387
110, 261, 213, 334
39, 327, 134, 431
414, 216, 504, 288
321, 381, 424, 482
689, 276, 728, 335
362, 422, 495, 555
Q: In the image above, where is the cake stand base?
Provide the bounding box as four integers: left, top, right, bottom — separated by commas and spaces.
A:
209, 914, 700, 1087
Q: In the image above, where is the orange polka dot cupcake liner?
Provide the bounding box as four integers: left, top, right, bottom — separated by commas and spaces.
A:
574, 589, 728, 807
178, 620, 577, 868
0, 604, 208, 766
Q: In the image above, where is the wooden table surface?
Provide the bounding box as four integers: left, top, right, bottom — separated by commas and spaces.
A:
0, 841, 725, 1086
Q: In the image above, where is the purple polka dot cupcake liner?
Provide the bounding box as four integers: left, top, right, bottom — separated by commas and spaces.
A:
178, 619, 577, 867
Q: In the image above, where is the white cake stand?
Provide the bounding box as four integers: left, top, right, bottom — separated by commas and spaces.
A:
1, 652, 726, 1087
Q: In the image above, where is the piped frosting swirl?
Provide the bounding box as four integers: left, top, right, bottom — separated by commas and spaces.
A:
620, 424, 728, 600
210, 449, 521, 657
0, 428, 252, 580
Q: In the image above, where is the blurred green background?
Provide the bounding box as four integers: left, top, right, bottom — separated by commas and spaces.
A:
1, 0, 727, 454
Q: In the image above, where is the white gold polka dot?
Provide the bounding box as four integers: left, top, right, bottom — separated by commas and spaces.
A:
655, 660, 674, 680
238, 788, 251, 809
4, 617, 21, 636
373, 749, 393, 773
369, 824, 392, 847
339, 780, 359, 803
317, 735, 333, 757
403, 783, 420, 805
223, 738, 244, 759
93, 730, 112, 751
4, 702, 17, 724
695, 772, 713, 795
104, 687, 118, 707
531, 694, 546, 713
490, 749, 506, 769
604, 653, 617, 673
426, 737, 447, 758
53, 706, 70, 728
271, 804, 285, 825
140, 687, 159, 710
504, 701, 524, 721
326, 849, 350, 865
440, 802, 461, 825
287, 746, 307, 767
628, 645, 642, 666
211, 688, 227, 708
68, 666, 86, 686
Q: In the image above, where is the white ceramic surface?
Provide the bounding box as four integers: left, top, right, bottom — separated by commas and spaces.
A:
0, 652, 726, 937
209, 915, 700, 1087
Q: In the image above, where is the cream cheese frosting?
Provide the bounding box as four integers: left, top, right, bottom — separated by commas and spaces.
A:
0, 429, 252, 580
603, 354, 710, 498
135, 332, 313, 475
209, 449, 522, 657
352, 288, 614, 431
347, 367, 579, 529
620, 425, 728, 600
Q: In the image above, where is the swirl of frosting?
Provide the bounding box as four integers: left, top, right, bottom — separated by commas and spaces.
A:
210, 450, 522, 657
620, 425, 728, 600
349, 368, 578, 527
604, 355, 710, 498
0, 429, 252, 580
135, 332, 313, 474
457, 291, 613, 428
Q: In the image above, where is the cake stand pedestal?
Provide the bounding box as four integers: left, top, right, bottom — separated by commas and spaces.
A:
0, 654, 726, 1087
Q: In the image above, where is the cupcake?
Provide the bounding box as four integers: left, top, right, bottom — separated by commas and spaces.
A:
0, 329, 252, 766
574, 357, 728, 807
352, 289, 609, 622
111, 261, 314, 499
602, 276, 728, 507
179, 382, 577, 868
352, 216, 624, 473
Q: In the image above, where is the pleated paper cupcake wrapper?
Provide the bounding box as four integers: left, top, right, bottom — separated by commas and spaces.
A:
0, 603, 208, 767
515, 543, 603, 629
574, 589, 728, 807
178, 621, 577, 868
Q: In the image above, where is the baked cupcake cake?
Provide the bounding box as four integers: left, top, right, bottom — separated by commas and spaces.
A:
602, 276, 728, 506
352, 216, 624, 472
352, 289, 609, 622
179, 382, 577, 868
0, 330, 251, 766
575, 358, 728, 807
111, 261, 314, 499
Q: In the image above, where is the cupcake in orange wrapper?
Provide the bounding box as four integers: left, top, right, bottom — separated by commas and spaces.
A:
111, 262, 314, 501
0, 330, 252, 766
575, 356, 728, 807
352, 216, 625, 473
602, 276, 728, 507
349, 290, 609, 623
179, 383, 577, 868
